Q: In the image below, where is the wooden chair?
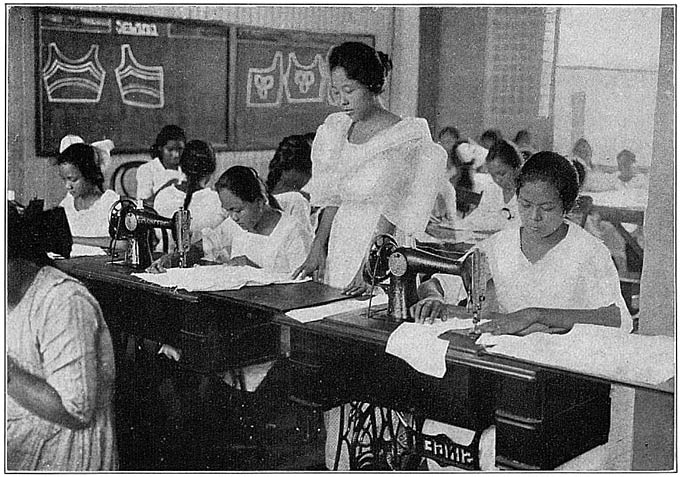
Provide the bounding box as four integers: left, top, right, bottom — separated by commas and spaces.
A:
110, 160, 146, 198
455, 187, 483, 217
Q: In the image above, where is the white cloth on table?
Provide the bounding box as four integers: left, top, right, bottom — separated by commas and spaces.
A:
304, 112, 445, 288
153, 186, 226, 251
135, 158, 184, 200
133, 264, 307, 292
274, 190, 314, 237
60, 189, 119, 238
7, 266, 117, 470
201, 214, 311, 275
385, 317, 485, 378
285, 293, 388, 323
476, 323, 674, 386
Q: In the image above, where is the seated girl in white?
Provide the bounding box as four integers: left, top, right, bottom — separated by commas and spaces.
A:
153, 140, 226, 252
412, 152, 632, 471
136, 125, 186, 201
147, 165, 312, 276
266, 133, 316, 237
453, 140, 523, 233
57, 142, 124, 250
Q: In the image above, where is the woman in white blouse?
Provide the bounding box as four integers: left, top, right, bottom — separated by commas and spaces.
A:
147, 165, 311, 275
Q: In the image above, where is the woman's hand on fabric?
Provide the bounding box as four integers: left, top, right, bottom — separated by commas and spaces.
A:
411, 296, 447, 324
475, 308, 543, 335
292, 243, 327, 282
343, 265, 371, 296
224, 255, 260, 268
146, 252, 179, 273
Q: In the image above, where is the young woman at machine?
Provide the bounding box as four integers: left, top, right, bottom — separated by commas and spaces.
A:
266, 133, 316, 236
412, 151, 631, 332
453, 139, 523, 233
410, 152, 632, 471
136, 124, 187, 202
57, 142, 125, 250
147, 165, 311, 275
294, 41, 445, 295
7, 202, 117, 470
153, 140, 226, 251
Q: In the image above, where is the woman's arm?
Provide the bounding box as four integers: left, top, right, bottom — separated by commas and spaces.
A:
292, 206, 338, 281
476, 304, 621, 335
343, 215, 396, 295
7, 356, 88, 429
146, 240, 204, 272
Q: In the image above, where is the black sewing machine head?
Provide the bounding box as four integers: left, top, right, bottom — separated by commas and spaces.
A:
364, 235, 483, 323
109, 198, 191, 270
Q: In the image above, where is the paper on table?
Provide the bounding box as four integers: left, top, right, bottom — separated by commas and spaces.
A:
386, 317, 486, 378
48, 244, 108, 258
476, 323, 675, 386
132, 264, 309, 292
285, 293, 388, 324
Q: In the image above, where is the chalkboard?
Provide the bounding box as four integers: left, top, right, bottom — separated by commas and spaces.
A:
36, 8, 228, 155
232, 28, 374, 150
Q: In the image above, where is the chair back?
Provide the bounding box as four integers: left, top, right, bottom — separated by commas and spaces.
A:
110, 160, 146, 198
567, 195, 593, 228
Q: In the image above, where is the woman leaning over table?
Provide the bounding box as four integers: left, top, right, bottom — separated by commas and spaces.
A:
292, 41, 445, 470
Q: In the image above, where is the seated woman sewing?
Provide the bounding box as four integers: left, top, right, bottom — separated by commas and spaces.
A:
410, 152, 633, 471
147, 165, 312, 275
412, 151, 631, 333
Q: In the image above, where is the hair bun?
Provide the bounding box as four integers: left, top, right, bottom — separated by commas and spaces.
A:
376, 51, 393, 75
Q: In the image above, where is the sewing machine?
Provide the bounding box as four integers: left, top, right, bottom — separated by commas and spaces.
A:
365, 235, 485, 324
109, 198, 191, 270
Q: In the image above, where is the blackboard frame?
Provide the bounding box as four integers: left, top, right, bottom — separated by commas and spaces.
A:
228, 26, 374, 151
35, 7, 230, 156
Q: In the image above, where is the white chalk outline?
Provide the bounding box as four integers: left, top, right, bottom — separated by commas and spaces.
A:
245, 51, 283, 108
283, 52, 328, 104
42, 43, 106, 103
114, 44, 165, 109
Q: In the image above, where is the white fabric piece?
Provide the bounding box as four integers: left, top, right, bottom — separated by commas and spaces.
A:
285, 293, 388, 324
69, 244, 108, 257
476, 323, 674, 386
135, 158, 185, 200
59, 134, 84, 153
385, 317, 488, 378
274, 191, 314, 237
132, 264, 307, 292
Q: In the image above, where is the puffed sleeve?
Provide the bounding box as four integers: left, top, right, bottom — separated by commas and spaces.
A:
201, 217, 241, 261
304, 113, 350, 209
271, 219, 312, 275
38, 281, 104, 424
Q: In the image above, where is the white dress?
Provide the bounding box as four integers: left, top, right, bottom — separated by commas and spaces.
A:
60, 189, 120, 238
135, 158, 184, 200
453, 179, 519, 232
201, 214, 311, 275
305, 112, 446, 288
7, 266, 117, 470
153, 186, 226, 251
274, 190, 314, 238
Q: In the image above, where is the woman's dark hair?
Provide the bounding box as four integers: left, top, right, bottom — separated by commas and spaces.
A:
151, 125, 186, 159
266, 133, 314, 192
215, 166, 281, 210
438, 126, 460, 142
8, 201, 53, 266
514, 129, 531, 145
328, 42, 392, 94
572, 138, 592, 162
485, 139, 523, 170
56, 143, 105, 192
572, 159, 586, 188
180, 140, 216, 210
480, 129, 502, 145
517, 152, 580, 213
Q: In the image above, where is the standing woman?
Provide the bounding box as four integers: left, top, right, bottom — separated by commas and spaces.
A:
295, 41, 445, 294
7, 202, 117, 470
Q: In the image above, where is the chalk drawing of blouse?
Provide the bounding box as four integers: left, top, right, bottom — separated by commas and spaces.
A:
42, 43, 106, 103
283, 52, 327, 104
114, 44, 164, 109
246, 51, 283, 107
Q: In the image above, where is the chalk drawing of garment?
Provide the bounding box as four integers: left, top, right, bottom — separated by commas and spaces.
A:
246, 51, 283, 108
114, 44, 164, 109
283, 52, 328, 104
42, 43, 106, 103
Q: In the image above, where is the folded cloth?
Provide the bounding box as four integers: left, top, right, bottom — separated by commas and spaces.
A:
133, 264, 308, 291
286, 293, 388, 324
386, 317, 483, 378
476, 323, 675, 386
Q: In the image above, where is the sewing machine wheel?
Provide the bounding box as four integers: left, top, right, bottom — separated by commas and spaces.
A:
364, 234, 398, 285
108, 198, 137, 239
